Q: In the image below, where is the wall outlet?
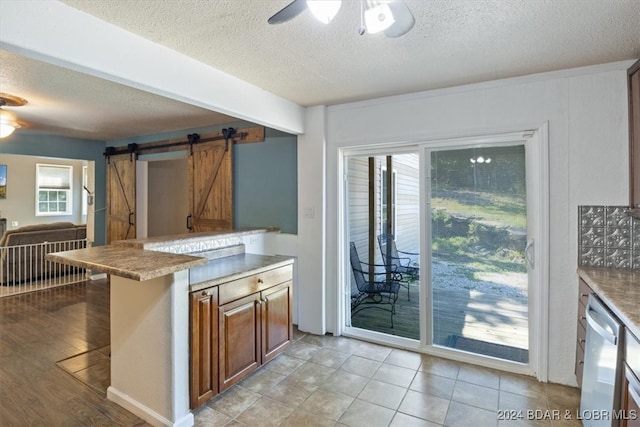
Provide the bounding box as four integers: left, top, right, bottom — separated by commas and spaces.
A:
11, 221, 18, 227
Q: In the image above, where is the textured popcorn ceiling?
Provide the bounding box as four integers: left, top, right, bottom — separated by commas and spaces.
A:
2, 0, 640, 140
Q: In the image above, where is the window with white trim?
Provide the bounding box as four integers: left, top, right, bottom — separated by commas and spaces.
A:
36, 164, 73, 216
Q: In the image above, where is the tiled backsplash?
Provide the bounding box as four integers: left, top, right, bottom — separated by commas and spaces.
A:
579, 206, 640, 269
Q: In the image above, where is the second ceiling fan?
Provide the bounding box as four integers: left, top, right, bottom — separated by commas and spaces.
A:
268, 0, 415, 38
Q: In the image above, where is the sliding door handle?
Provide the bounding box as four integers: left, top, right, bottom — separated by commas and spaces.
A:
525, 239, 535, 268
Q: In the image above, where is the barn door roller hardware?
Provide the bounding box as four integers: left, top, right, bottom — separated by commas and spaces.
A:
103, 126, 259, 160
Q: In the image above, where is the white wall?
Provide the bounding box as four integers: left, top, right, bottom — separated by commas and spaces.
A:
297, 106, 327, 335
297, 60, 633, 386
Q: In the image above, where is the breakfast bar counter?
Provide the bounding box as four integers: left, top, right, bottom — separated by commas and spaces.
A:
45, 229, 287, 427
46, 245, 208, 281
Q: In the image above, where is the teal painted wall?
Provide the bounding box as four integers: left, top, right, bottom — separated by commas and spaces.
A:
0, 133, 107, 245
234, 132, 297, 234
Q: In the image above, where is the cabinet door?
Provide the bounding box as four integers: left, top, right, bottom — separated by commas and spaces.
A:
189, 288, 218, 409
621, 365, 640, 427
261, 281, 293, 364
219, 293, 261, 391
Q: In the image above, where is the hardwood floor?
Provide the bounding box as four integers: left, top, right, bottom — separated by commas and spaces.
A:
0, 280, 149, 426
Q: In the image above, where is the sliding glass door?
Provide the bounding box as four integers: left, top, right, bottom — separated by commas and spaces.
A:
343, 130, 545, 372
428, 144, 529, 363
344, 152, 421, 340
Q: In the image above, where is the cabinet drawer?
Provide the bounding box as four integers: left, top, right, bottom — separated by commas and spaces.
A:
218, 265, 293, 305
627, 330, 640, 378
578, 279, 592, 306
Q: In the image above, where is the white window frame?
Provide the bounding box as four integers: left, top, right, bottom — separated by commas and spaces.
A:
36, 163, 73, 216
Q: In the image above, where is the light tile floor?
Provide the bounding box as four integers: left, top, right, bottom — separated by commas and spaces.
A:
194, 329, 582, 427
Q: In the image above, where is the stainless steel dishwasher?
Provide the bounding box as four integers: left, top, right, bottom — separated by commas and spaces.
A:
580, 294, 624, 427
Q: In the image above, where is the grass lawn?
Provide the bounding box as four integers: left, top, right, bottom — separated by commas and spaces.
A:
432, 189, 527, 277
432, 189, 526, 229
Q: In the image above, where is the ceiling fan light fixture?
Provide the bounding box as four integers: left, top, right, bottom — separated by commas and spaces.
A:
0, 109, 19, 138
0, 122, 17, 139
364, 1, 395, 34
0, 95, 27, 139
307, 0, 342, 24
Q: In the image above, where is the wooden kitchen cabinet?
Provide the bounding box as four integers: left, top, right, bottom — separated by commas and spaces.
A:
629, 58, 640, 215
261, 282, 293, 364
189, 263, 293, 409
621, 330, 640, 426
189, 286, 218, 409
575, 278, 592, 387
218, 292, 262, 391
218, 268, 293, 392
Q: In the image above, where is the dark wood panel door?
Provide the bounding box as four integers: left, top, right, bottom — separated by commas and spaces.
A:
261, 281, 292, 364
621, 364, 640, 427
106, 154, 136, 243
189, 288, 218, 409
218, 293, 260, 391
188, 140, 233, 232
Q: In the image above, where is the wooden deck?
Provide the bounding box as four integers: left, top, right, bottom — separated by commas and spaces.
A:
351, 283, 528, 360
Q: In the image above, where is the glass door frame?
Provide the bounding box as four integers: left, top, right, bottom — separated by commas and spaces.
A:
420, 129, 548, 378
338, 125, 549, 380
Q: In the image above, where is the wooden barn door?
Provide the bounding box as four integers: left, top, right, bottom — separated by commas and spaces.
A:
188, 140, 233, 232
107, 154, 136, 243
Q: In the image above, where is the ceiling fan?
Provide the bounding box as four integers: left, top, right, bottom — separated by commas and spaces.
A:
268, 0, 415, 38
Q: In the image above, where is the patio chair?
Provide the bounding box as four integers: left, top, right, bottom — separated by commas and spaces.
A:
377, 233, 419, 301
349, 242, 400, 328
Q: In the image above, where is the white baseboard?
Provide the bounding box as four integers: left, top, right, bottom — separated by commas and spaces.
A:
107, 386, 194, 427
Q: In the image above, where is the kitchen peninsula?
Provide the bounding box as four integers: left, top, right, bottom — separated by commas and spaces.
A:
47, 229, 294, 427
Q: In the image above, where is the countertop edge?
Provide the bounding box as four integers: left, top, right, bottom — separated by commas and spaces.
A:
47, 248, 208, 282
577, 267, 640, 340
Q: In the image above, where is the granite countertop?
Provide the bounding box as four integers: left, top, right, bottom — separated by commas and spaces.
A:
189, 253, 294, 292
578, 266, 640, 338
46, 246, 208, 281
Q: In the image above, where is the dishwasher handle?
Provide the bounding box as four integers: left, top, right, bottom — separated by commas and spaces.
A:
585, 303, 618, 346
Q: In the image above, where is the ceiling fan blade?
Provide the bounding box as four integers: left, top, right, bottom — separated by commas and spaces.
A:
384, 1, 415, 38
268, 0, 308, 25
